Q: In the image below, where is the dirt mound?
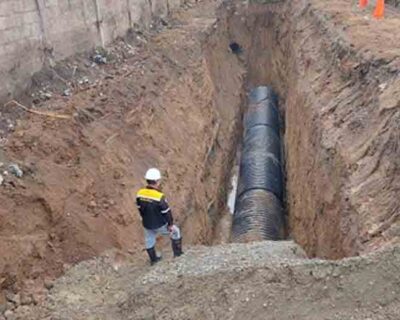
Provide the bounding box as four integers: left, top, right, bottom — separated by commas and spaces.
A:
11, 242, 400, 320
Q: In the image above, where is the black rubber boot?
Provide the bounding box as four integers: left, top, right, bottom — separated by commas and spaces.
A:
146, 247, 162, 265
171, 238, 183, 257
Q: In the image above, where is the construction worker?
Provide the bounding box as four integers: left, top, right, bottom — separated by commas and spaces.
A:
136, 168, 183, 265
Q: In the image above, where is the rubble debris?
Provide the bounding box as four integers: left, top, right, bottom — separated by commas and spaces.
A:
93, 54, 107, 65
3, 310, 15, 320
19, 293, 33, 306
8, 164, 23, 178
44, 279, 54, 290
4, 100, 72, 120
32, 90, 53, 102
62, 89, 72, 96
78, 77, 90, 85
88, 200, 97, 209
229, 42, 243, 54
5, 293, 20, 307
0, 174, 3, 186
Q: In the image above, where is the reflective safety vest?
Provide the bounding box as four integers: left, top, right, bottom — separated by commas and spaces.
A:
136, 187, 173, 230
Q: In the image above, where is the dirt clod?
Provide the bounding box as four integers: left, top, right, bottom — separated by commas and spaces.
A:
5, 293, 19, 307
43, 279, 54, 291
3, 310, 14, 320
19, 293, 32, 306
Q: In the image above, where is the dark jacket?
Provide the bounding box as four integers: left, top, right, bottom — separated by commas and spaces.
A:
136, 186, 173, 230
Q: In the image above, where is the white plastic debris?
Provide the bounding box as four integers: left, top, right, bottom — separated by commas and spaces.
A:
379, 83, 387, 91
8, 164, 23, 178
63, 88, 72, 96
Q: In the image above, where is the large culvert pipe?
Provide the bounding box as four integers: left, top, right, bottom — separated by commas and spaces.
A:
236, 125, 283, 200
231, 86, 284, 243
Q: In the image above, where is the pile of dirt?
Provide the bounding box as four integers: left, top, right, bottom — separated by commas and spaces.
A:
11, 241, 400, 320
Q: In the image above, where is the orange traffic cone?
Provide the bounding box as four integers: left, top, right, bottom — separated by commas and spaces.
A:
373, 0, 385, 18
359, 0, 368, 8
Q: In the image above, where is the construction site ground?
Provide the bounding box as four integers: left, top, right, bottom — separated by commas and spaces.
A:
1, 0, 400, 319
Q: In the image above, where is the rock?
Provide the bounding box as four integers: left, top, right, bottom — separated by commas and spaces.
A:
39, 91, 52, 100
5, 293, 20, 307
229, 42, 243, 54
13, 305, 31, 318
5, 302, 14, 311
3, 310, 15, 320
44, 279, 54, 290
88, 200, 97, 209
93, 54, 107, 64
8, 164, 23, 178
63, 89, 72, 96
31, 294, 40, 306
0, 174, 3, 186
19, 293, 32, 306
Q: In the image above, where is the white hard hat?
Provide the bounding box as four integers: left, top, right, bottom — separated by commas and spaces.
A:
145, 168, 161, 181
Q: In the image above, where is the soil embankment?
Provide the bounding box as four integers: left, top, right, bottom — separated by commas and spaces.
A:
217, 0, 400, 258
0, 1, 245, 293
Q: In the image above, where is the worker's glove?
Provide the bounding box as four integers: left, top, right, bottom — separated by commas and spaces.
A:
169, 225, 181, 240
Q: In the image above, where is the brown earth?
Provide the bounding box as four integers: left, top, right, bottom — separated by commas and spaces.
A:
220, 0, 400, 258
1, 0, 400, 311
0, 0, 245, 293
8, 241, 400, 320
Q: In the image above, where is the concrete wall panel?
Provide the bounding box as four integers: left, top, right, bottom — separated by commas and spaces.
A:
0, 0, 181, 101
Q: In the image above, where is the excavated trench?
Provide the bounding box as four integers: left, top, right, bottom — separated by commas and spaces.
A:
207, 0, 400, 259
2, 0, 400, 296
231, 86, 285, 243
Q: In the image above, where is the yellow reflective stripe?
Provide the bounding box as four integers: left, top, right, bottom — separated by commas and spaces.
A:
137, 188, 164, 201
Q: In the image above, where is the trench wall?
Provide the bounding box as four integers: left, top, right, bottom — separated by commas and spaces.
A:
220, 0, 400, 258
0, 0, 181, 102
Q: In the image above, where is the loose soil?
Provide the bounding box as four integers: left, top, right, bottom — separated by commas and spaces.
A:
0, 0, 244, 293
1, 0, 400, 318
10, 241, 400, 320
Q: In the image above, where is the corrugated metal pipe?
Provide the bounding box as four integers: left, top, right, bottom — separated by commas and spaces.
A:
231, 86, 285, 243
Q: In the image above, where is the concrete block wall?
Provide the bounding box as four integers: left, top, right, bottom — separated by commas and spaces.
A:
0, 0, 180, 102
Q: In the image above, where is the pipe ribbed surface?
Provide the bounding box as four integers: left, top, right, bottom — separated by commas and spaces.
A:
245, 88, 280, 135
232, 189, 284, 242
232, 86, 284, 242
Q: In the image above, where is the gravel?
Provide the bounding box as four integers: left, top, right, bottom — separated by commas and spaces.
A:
142, 241, 306, 283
